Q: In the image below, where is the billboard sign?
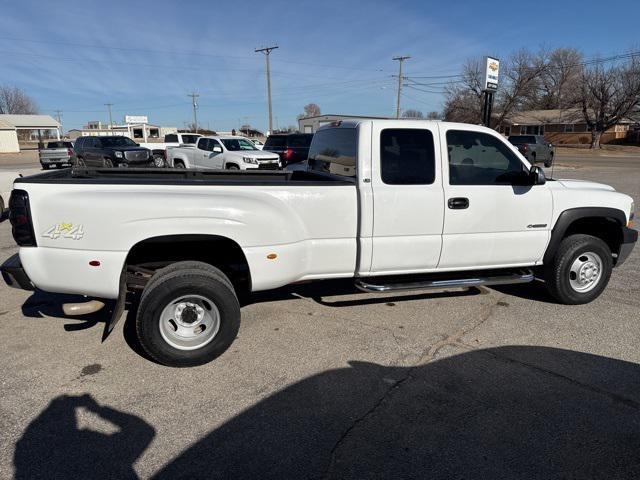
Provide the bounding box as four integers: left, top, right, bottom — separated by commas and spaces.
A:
482, 56, 500, 92
125, 115, 148, 124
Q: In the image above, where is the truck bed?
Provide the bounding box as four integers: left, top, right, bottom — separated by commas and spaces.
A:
14, 167, 355, 186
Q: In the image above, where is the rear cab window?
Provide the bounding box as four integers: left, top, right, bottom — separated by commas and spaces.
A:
289, 135, 313, 148
380, 129, 435, 185
264, 136, 286, 148
308, 127, 357, 178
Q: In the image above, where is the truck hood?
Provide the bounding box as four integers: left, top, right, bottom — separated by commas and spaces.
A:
226, 150, 279, 160
556, 178, 616, 192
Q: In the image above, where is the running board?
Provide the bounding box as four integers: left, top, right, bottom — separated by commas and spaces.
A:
355, 269, 534, 293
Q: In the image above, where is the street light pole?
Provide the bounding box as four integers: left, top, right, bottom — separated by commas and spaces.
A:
255, 45, 279, 134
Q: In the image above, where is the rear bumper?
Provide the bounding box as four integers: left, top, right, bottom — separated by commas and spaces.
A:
616, 226, 638, 267
0, 254, 34, 291
40, 157, 71, 164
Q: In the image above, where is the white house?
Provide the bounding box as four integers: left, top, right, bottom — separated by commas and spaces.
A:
0, 114, 61, 153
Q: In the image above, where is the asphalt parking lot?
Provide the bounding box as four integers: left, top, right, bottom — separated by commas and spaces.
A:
0, 154, 639, 479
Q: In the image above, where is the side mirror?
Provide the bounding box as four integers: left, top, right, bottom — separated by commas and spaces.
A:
213, 146, 223, 153
530, 165, 546, 185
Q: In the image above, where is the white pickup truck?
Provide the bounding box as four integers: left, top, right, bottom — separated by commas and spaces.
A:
1, 120, 636, 367
167, 135, 280, 170
139, 132, 202, 167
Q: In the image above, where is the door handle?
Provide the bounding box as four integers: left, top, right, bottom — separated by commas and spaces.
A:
448, 197, 469, 209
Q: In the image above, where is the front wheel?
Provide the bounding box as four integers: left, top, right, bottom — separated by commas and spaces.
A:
544, 234, 612, 304
226, 164, 240, 170
152, 154, 166, 168
545, 153, 553, 168
104, 158, 114, 168
136, 261, 240, 367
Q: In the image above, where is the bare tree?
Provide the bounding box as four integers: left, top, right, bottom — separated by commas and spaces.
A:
533, 47, 583, 110
492, 49, 547, 127
0, 85, 38, 114
297, 103, 321, 120
574, 56, 640, 148
426, 111, 442, 120
443, 58, 484, 123
402, 109, 424, 119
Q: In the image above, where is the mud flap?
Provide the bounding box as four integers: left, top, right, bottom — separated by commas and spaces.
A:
102, 268, 126, 342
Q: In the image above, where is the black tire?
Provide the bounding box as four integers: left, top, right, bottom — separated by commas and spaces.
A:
544, 234, 612, 305
104, 158, 114, 168
136, 261, 240, 367
42, 164, 50, 170
545, 152, 553, 168
76, 157, 86, 167
174, 160, 185, 169
226, 164, 240, 170
531, 152, 537, 163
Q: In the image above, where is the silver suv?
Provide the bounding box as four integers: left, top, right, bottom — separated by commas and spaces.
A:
508, 135, 554, 168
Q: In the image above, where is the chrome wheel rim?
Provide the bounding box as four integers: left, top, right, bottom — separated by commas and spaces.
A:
159, 294, 220, 350
569, 251, 603, 293
153, 155, 165, 167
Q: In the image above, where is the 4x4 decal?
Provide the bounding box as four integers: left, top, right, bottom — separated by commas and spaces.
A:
42, 223, 85, 240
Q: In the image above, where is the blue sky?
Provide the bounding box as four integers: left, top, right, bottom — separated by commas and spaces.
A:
1, 0, 638, 133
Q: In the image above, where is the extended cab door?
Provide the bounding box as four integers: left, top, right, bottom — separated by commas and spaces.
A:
439, 126, 552, 269
192, 138, 217, 169
369, 121, 444, 274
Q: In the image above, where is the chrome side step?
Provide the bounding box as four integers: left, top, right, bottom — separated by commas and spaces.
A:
355, 269, 534, 293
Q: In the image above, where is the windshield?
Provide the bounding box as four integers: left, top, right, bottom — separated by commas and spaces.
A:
181, 134, 201, 144
221, 138, 257, 151
100, 137, 138, 147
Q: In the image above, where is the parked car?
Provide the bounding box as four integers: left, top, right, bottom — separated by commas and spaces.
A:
167, 136, 280, 170
2, 120, 636, 367
73, 136, 153, 168
263, 133, 313, 167
250, 139, 264, 150
139, 132, 202, 167
508, 135, 554, 167
38, 141, 74, 170
0, 171, 19, 216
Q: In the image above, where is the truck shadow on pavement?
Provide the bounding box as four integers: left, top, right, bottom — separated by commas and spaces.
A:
14, 346, 640, 479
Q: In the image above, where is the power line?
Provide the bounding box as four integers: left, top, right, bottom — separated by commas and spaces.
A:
255, 45, 278, 134
0, 36, 389, 73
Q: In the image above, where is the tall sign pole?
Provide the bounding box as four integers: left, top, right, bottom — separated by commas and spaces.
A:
255, 45, 279, 134
481, 56, 500, 127
393, 55, 411, 118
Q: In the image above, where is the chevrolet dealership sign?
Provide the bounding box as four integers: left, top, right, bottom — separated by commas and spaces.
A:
482, 56, 500, 92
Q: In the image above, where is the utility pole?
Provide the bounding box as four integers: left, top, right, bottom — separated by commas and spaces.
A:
393, 56, 411, 119
187, 92, 199, 133
54, 110, 63, 132
104, 103, 114, 129
255, 45, 278, 134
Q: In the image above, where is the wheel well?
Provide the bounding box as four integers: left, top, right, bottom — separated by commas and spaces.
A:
125, 234, 251, 292
562, 217, 622, 258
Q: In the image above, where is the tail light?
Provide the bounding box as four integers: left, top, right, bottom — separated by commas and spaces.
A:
521, 144, 528, 153
9, 190, 37, 246
284, 148, 294, 161
67, 148, 74, 157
